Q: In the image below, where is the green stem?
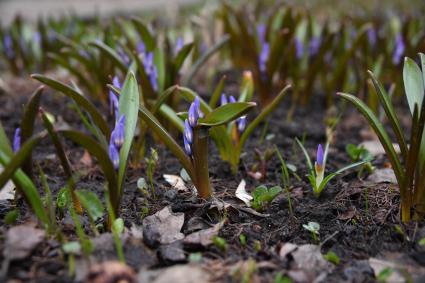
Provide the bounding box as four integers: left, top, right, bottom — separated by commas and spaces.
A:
401, 201, 411, 223
192, 127, 212, 199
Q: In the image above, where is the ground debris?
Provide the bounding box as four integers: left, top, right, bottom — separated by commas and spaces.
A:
3, 223, 45, 261
142, 206, 184, 248
138, 264, 210, 283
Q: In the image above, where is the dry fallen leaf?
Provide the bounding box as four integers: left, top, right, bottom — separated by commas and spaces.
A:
367, 168, 397, 184
235, 179, 252, 207
142, 206, 184, 247
85, 261, 137, 283
80, 150, 93, 167
184, 222, 223, 247
4, 224, 45, 261
0, 165, 15, 201
163, 174, 189, 192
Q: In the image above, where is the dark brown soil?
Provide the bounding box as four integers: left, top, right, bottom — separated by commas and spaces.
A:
0, 73, 424, 283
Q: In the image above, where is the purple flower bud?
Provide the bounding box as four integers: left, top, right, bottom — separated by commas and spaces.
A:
136, 41, 146, 55
111, 115, 125, 149
309, 37, 321, 57
367, 27, 377, 48
220, 93, 228, 106
238, 116, 247, 133
175, 37, 184, 55
109, 143, 120, 170
112, 76, 121, 89
13, 128, 21, 153
188, 102, 199, 127
316, 144, 324, 167
229, 95, 236, 103
295, 38, 304, 59
193, 96, 204, 118
3, 34, 14, 59
259, 42, 270, 73
257, 23, 266, 44
183, 134, 192, 156
392, 34, 405, 65
184, 119, 193, 144
143, 52, 158, 92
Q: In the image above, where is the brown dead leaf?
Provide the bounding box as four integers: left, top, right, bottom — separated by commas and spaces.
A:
184, 222, 223, 247
337, 206, 357, 220
80, 150, 93, 167
4, 224, 45, 261
142, 206, 184, 247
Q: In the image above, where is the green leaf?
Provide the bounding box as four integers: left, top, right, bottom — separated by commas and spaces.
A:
117, 71, 140, 196
199, 102, 256, 127
151, 85, 178, 115
295, 138, 314, 174
59, 130, 118, 213
89, 40, 127, 73
76, 190, 104, 222
176, 87, 212, 114
112, 218, 124, 234
182, 35, 230, 86
323, 251, 340, 265
338, 92, 404, 185
239, 85, 290, 150
0, 137, 49, 226
138, 105, 195, 181
131, 17, 156, 51
0, 121, 12, 157
174, 43, 193, 71
209, 76, 226, 108
20, 86, 43, 176
31, 74, 110, 138
62, 241, 81, 255
403, 57, 424, 115
368, 71, 408, 160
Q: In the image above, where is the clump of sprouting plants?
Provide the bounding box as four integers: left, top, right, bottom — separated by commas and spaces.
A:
0, 2, 425, 272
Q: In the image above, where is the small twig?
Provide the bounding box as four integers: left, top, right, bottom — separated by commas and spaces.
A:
320, 231, 339, 248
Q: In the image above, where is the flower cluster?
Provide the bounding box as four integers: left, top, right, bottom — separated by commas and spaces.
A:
220, 94, 246, 133
108, 80, 125, 170
109, 115, 125, 170
183, 97, 203, 156
392, 33, 405, 65
137, 42, 158, 92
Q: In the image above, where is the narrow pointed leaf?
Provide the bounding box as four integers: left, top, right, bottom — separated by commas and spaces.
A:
174, 43, 193, 70
209, 76, 226, 108
31, 74, 110, 137
199, 102, 256, 127
89, 40, 127, 73
403, 57, 424, 115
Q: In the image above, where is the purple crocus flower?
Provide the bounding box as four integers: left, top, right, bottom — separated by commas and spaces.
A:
229, 95, 236, 104
259, 42, 270, 73
220, 93, 228, 106
184, 119, 193, 144
183, 134, 192, 156
188, 102, 199, 127
175, 37, 184, 55
111, 115, 125, 149
238, 116, 247, 133
295, 38, 304, 60
13, 128, 21, 153
309, 36, 321, 57
316, 144, 324, 167
109, 142, 120, 170
392, 34, 405, 65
